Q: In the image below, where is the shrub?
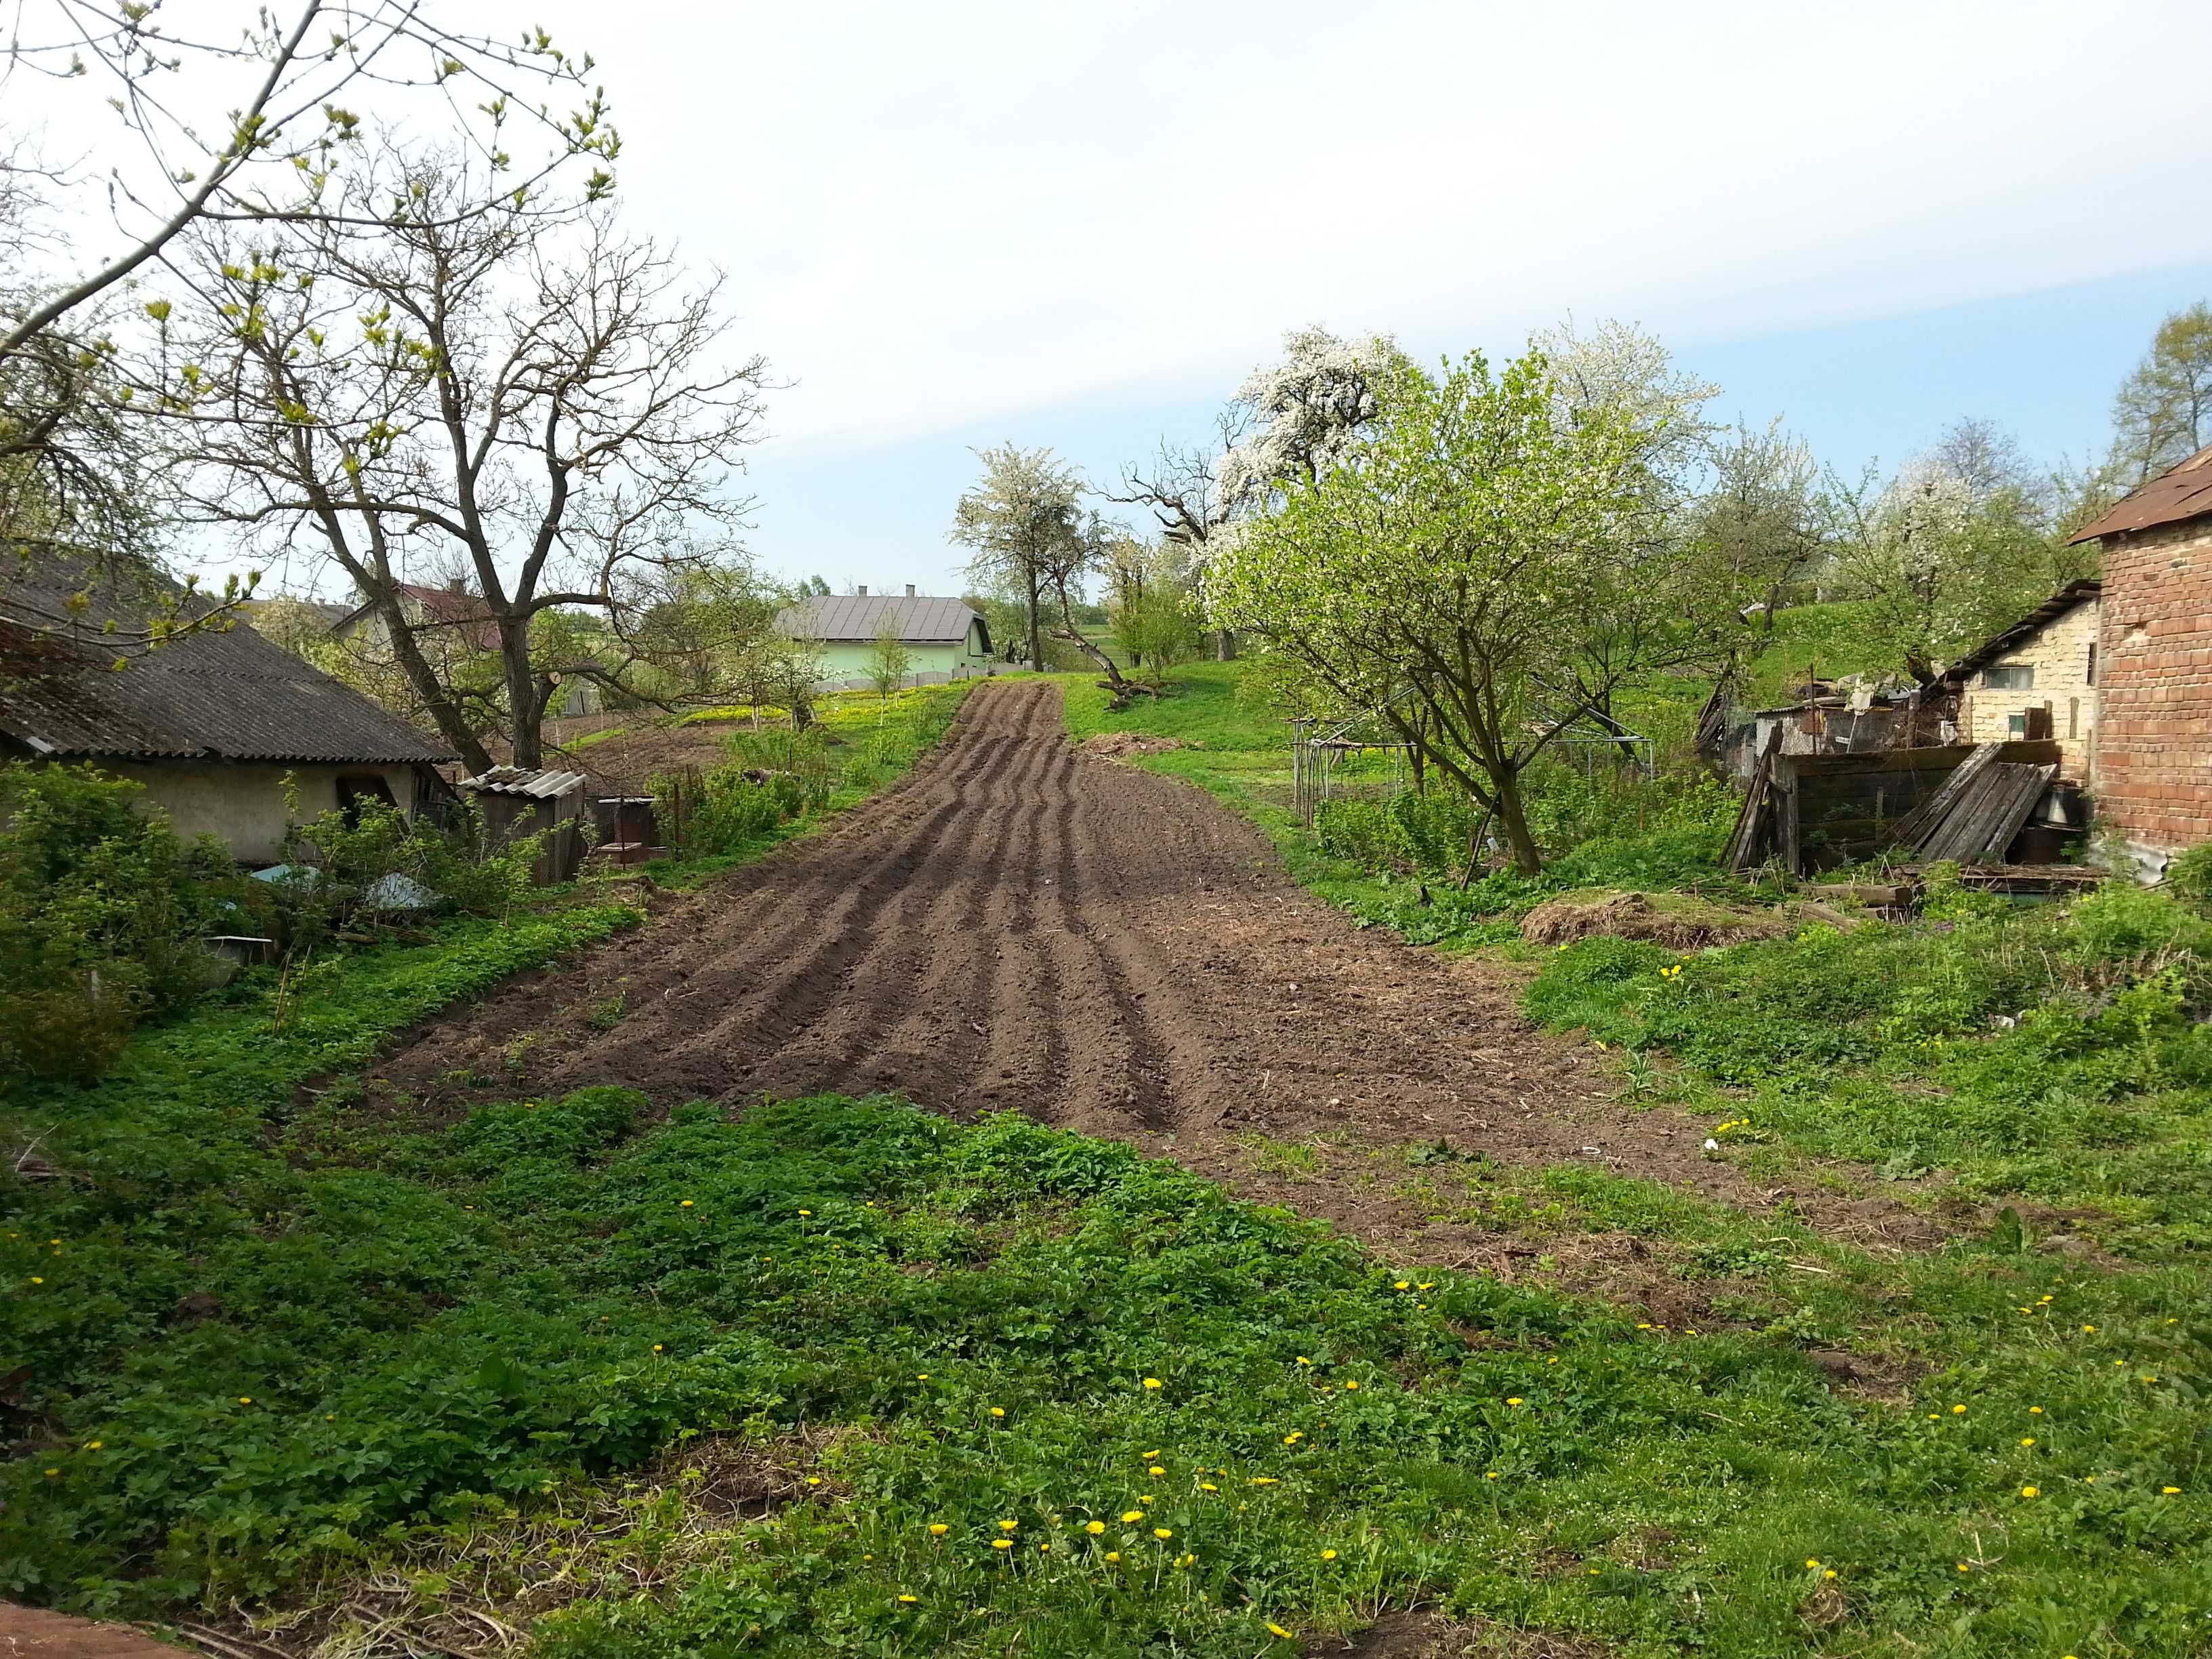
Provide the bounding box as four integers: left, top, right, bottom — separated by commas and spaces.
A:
0, 764, 251, 1078
268, 796, 541, 949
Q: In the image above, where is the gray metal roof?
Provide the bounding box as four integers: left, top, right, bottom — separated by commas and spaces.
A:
777, 594, 986, 646
0, 558, 457, 766
457, 765, 588, 798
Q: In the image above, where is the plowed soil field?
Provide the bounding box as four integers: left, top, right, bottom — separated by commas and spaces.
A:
379, 680, 1935, 1269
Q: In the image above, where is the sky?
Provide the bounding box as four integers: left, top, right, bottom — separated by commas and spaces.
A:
19, 0, 2212, 598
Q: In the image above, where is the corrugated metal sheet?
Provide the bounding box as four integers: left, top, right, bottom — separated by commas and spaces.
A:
2069, 443, 2212, 542
457, 765, 588, 798
777, 594, 983, 644
0, 559, 457, 765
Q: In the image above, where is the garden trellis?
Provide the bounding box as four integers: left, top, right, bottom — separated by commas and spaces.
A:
1289, 716, 1412, 826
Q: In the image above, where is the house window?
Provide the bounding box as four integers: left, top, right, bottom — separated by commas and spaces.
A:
1983, 663, 2034, 691
2007, 714, 2028, 737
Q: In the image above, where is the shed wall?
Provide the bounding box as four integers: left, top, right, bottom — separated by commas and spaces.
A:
104, 761, 421, 863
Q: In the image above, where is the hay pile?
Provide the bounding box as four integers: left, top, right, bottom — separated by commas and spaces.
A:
1519, 888, 1858, 949
1078, 732, 1186, 759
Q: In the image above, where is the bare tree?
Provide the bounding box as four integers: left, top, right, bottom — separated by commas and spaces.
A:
163, 155, 769, 771
1, 3, 616, 584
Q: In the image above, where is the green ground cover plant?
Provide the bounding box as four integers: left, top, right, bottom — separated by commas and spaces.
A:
1524, 875, 2212, 1252
3, 1093, 2203, 1655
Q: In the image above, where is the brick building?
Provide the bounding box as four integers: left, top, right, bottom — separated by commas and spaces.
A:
2069, 443, 2212, 872
1927, 579, 2102, 784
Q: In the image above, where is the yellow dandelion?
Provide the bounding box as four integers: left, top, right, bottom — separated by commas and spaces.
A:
806, 1476, 821, 1487
1952, 1404, 1967, 1414
1086, 1520, 1107, 1535
1395, 1279, 1411, 1290
1149, 1464, 1166, 1475
1806, 1559, 1820, 1569
28, 1277, 42, 1286
1344, 1380, 1359, 1391
991, 1538, 1012, 1551
798, 1208, 811, 1216
1506, 1396, 1524, 1406
1295, 1355, 1311, 1366
652, 1344, 663, 1352
1268, 1624, 1295, 1639
1200, 1481, 1218, 1492
1321, 1548, 1337, 1560
1283, 1433, 1302, 1444
1154, 1526, 1173, 1540
1143, 1377, 1162, 1389
2029, 1406, 2043, 1414
998, 1519, 1018, 1531
239, 1397, 253, 1405
1486, 1471, 1499, 1480
1823, 1570, 1837, 1580
2021, 1437, 2035, 1446
1251, 1477, 1279, 1486
2021, 1486, 2039, 1498
2164, 1486, 2182, 1494
1122, 1510, 1145, 1523
680, 1200, 694, 1208
928, 1523, 948, 1536
1105, 1551, 1121, 1563
42, 1468, 58, 1477
898, 1593, 918, 1603
989, 1406, 1006, 1417
1142, 1450, 1160, 1459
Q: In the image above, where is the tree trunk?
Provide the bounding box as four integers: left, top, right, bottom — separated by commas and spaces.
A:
1492, 768, 1544, 876
1214, 628, 1237, 661
504, 618, 545, 770
1026, 569, 1044, 672
366, 590, 495, 775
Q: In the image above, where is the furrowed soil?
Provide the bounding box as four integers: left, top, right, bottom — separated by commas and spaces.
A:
377, 680, 1942, 1277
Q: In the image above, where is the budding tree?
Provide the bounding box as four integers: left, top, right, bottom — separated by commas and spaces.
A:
163, 153, 769, 770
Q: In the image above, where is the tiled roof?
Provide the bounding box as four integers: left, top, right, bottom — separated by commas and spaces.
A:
777, 594, 985, 646
0, 558, 456, 765
2069, 443, 2212, 542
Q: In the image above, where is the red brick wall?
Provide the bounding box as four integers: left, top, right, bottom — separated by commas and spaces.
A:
2094, 516, 2212, 858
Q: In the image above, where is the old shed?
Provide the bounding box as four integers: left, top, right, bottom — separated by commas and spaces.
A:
456, 765, 589, 885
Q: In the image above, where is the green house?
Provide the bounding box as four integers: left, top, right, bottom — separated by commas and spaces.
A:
778, 588, 996, 689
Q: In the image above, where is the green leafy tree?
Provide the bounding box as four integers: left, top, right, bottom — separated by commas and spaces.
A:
949, 443, 1087, 674
1208, 348, 1725, 874
2110, 301, 2212, 483
866, 613, 914, 703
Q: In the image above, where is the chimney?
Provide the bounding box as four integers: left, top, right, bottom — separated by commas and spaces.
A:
857, 584, 867, 596
447, 575, 466, 596
905, 583, 916, 597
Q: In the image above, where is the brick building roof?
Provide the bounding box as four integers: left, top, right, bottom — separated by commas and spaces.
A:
2069, 443, 2212, 543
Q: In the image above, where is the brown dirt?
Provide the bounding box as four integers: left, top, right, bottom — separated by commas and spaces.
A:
373, 680, 1951, 1279
1078, 730, 1186, 758
1305, 1611, 1610, 1658
0, 1603, 187, 1655
1518, 889, 1862, 949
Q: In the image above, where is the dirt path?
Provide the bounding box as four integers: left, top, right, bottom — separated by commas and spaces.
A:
379, 680, 1941, 1284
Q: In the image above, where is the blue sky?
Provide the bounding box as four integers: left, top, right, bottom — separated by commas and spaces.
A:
743, 263, 2212, 596
54, 0, 2204, 600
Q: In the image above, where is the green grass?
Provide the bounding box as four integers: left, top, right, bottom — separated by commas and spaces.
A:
1523, 876, 2212, 1255
1741, 600, 1902, 708
4, 1090, 2204, 1656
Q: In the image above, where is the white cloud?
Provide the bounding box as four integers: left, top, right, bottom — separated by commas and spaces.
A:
518, 0, 2212, 453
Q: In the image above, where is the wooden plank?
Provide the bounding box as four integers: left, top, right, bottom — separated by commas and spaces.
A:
1723, 727, 1781, 871
1775, 753, 1801, 876
1885, 742, 2001, 850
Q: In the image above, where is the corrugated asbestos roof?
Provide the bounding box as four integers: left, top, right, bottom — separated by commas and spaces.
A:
457, 765, 587, 798
776, 594, 986, 646
0, 558, 457, 765
2069, 443, 2212, 542
1932, 579, 2102, 687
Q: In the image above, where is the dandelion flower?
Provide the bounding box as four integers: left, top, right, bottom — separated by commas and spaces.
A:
2029, 1406, 2043, 1414
2021, 1486, 2039, 1498
1395, 1280, 1411, 1290
1952, 1405, 1966, 1414
680, 1200, 694, 1208
1957, 1563, 1970, 1573
1122, 1511, 1145, 1523
1154, 1527, 1172, 1540
1295, 1356, 1311, 1366
898, 1593, 918, 1604
1823, 1570, 1837, 1580
1087, 1520, 1107, 1535
1506, 1397, 1524, 1406
1143, 1377, 1162, 1390
1344, 1380, 1359, 1391
1806, 1559, 1820, 1569
1149, 1465, 1166, 1476
989, 1406, 1006, 1417
798, 1208, 812, 1216
1105, 1551, 1121, 1563
916, 1373, 929, 1380
1321, 1548, 1337, 1560
1486, 1471, 1499, 1481
928, 1523, 948, 1536
239, 1397, 253, 1405
28, 1278, 41, 1286
998, 1519, 1018, 1531
2163, 1486, 2182, 1494
43, 1469, 58, 1477
1268, 1624, 1294, 1639
653, 1344, 663, 1352
1200, 1482, 1218, 1492
2021, 1437, 2035, 1446
1251, 1477, 1279, 1486
991, 1538, 1012, 1551
1283, 1433, 1302, 1444
1142, 1450, 1160, 1459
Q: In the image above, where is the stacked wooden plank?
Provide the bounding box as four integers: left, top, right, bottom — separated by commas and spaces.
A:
1721, 729, 1784, 872
1868, 740, 2055, 865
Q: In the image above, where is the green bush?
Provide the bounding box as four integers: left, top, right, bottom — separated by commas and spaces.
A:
269, 797, 541, 947
0, 764, 251, 1078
